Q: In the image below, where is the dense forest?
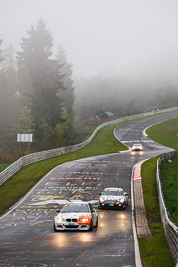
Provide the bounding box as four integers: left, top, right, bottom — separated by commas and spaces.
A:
0, 19, 75, 161
1, 19, 178, 163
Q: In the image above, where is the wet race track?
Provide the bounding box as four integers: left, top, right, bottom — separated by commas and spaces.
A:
0, 111, 178, 267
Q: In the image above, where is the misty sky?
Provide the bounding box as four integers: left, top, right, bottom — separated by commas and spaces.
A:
1, 0, 178, 80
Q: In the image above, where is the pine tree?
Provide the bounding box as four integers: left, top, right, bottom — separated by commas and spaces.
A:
15, 64, 34, 135
0, 36, 5, 67
56, 45, 75, 120
56, 45, 75, 145
0, 66, 17, 146
17, 19, 65, 147
0, 38, 18, 147
2, 44, 16, 70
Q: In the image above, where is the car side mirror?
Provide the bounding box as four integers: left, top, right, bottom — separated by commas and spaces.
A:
124, 192, 128, 196
56, 210, 60, 213
99, 193, 101, 196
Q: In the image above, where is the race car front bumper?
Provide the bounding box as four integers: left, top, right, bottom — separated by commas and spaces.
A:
54, 222, 90, 231
98, 202, 126, 209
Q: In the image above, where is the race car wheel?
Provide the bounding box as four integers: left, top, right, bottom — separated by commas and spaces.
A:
53, 223, 58, 232
96, 217, 98, 228
89, 220, 93, 231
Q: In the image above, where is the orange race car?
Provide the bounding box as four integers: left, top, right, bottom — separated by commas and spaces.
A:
54, 202, 98, 231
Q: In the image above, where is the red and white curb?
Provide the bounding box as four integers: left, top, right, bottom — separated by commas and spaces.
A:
132, 158, 150, 267
133, 159, 149, 181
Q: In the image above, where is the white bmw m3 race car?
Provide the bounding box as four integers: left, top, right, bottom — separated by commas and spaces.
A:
54, 202, 98, 231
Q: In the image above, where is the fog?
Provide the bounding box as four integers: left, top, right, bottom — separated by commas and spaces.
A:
1, 0, 178, 81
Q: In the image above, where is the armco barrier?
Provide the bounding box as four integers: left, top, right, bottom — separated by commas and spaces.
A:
0, 106, 178, 186
157, 153, 178, 264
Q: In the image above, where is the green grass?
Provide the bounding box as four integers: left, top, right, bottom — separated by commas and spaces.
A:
0, 122, 127, 215
160, 156, 178, 226
141, 157, 160, 221
138, 117, 178, 266
146, 117, 178, 150
139, 223, 175, 267
0, 163, 10, 172
139, 158, 175, 267
146, 117, 178, 226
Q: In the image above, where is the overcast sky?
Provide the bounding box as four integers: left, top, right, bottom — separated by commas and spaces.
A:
1, 0, 178, 80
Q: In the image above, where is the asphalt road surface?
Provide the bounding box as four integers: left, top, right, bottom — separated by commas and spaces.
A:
0, 111, 178, 267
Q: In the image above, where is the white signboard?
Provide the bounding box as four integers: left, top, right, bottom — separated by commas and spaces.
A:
17, 134, 33, 142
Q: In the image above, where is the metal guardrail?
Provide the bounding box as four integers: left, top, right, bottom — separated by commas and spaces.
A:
157, 153, 178, 264
0, 106, 178, 186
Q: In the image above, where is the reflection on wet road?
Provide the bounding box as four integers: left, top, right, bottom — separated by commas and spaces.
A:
0, 154, 135, 267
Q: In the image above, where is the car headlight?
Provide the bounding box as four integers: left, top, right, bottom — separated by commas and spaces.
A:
120, 198, 125, 203
78, 218, 90, 223
56, 218, 65, 223
99, 196, 105, 202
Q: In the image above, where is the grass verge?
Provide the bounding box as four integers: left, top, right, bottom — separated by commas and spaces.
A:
139, 157, 175, 267
140, 117, 178, 267
146, 117, 178, 226
146, 116, 178, 150
160, 156, 178, 226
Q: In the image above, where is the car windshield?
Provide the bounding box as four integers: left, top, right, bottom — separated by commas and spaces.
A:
103, 190, 124, 196
61, 203, 89, 213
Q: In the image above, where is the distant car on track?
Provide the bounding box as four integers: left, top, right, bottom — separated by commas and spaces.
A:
98, 187, 128, 209
54, 202, 98, 231
132, 143, 143, 151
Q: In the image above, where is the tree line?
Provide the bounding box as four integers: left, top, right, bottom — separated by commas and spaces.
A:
74, 75, 178, 121
0, 19, 75, 161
